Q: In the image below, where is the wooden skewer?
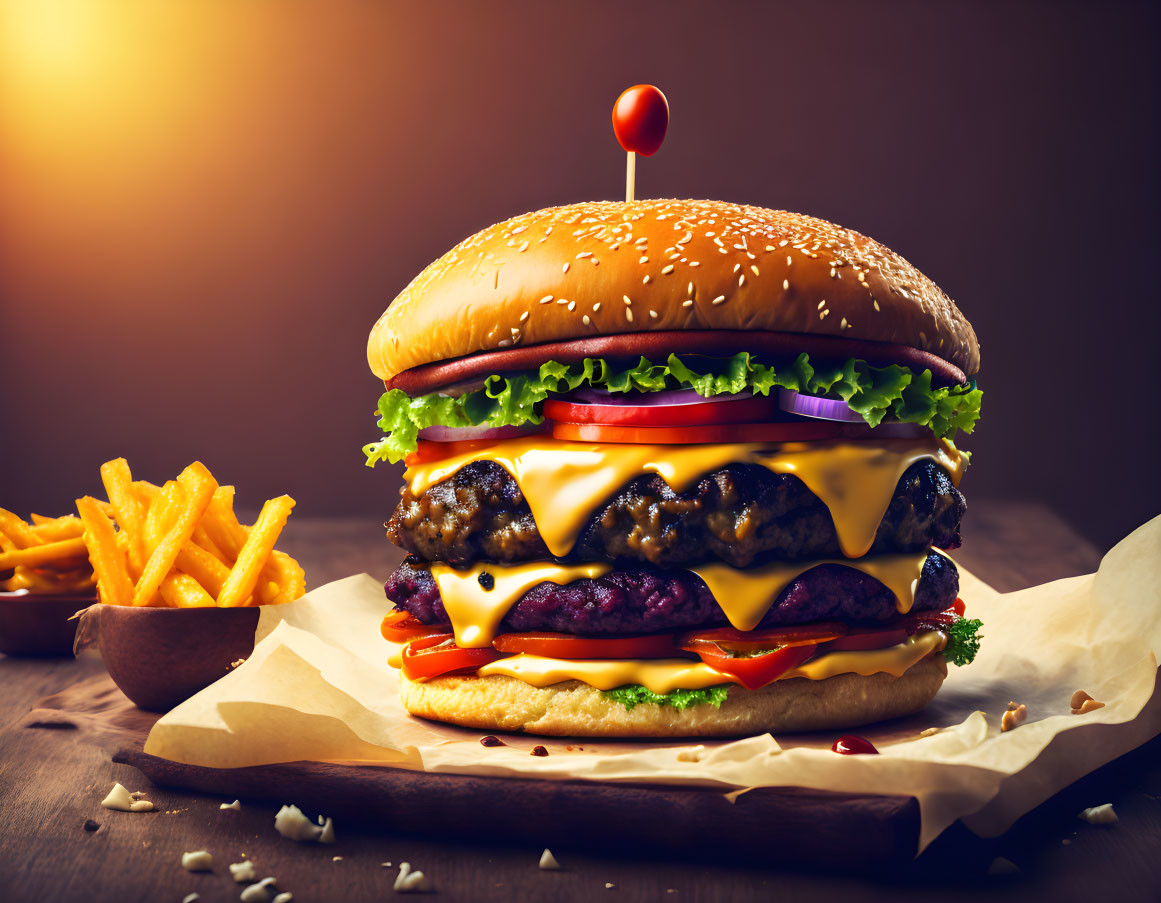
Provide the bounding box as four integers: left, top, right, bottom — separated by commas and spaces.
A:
625, 150, 636, 203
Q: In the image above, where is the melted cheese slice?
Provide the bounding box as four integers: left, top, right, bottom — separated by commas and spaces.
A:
407, 436, 963, 559
692, 551, 930, 631
432, 561, 611, 648
474, 630, 947, 692
477, 655, 733, 694
425, 552, 930, 650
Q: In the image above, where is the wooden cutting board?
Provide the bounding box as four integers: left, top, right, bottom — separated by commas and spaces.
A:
40, 672, 921, 869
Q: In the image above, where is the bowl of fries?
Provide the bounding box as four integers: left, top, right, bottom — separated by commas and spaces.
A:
0, 510, 100, 656
75, 458, 308, 711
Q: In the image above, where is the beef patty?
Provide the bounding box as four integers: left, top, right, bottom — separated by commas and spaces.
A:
387, 460, 964, 568
385, 550, 957, 636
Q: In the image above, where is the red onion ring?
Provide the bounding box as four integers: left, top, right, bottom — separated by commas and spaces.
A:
417, 424, 544, 442
777, 389, 865, 422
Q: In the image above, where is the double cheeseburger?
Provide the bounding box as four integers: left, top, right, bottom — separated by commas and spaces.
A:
366, 199, 983, 737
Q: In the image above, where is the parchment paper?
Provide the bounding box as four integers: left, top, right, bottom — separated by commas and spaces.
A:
144, 517, 1161, 851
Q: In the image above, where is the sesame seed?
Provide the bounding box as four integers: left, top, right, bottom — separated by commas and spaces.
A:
511, 225, 526, 235
687, 282, 694, 294
817, 300, 826, 309
639, 256, 649, 264
643, 275, 651, 284
786, 256, 792, 265
593, 302, 601, 312
517, 240, 529, 252
562, 262, 570, 273
635, 237, 648, 245
518, 311, 529, 322
682, 299, 694, 307
625, 309, 634, 322
873, 300, 881, 311
567, 301, 576, 311
591, 257, 599, 266
582, 315, 591, 325
733, 263, 741, 273
661, 264, 675, 274
623, 295, 632, 306
783, 279, 790, 290
765, 245, 776, 252
539, 295, 553, 304
649, 309, 658, 318
830, 267, 837, 277
576, 251, 592, 259
690, 261, 700, 267
779, 239, 788, 247
557, 298, 568, 305
712, 295, 726, 305
751, 265, 759, 275
610, 243, 620, 250
545, 226, 553, 235
678, 231, 692, 244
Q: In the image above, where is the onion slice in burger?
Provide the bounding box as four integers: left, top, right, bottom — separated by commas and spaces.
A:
417, 423, 544, 442
777, 388, 866, 422
544, 392, 778, 428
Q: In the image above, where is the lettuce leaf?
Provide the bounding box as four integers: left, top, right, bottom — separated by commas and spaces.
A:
601, 684, 732, 711
363, 352, 982, 465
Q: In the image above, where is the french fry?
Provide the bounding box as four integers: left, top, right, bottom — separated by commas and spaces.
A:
217, 496, 295, 607
133, 463, 216, 607
101, 458, 146, 577
192, 525, 230, 565
201, 486, 245, 558
158, 572, 215, 608
270, 550, 306, 603
30, 516, 84, 543
30, 513, 53, 525
0, 537, 89, 570
0, 509, 42, 549
201, 487, 284, 604
174, 542, 232, 598
76, 496, 134, 605
143, 481, 183, 554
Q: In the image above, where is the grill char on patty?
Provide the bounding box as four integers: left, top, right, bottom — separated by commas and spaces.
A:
387, 460, 965, 568
385, 550, 958, 636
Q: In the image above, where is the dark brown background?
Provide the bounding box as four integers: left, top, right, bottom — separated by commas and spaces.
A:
1, 0, 1158, 553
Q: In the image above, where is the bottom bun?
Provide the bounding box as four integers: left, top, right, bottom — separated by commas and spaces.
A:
399, 654, 948, 737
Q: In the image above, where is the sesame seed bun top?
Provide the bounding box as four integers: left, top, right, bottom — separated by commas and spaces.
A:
367, 199, 980, 383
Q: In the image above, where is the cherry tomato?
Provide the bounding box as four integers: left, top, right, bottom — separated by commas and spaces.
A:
380, 609, 446, 644
682, 642, 819, 691
492, 631, 678, 659
612, 85, 669, 156
550, 420, 847, 445
543, 395, 779, 428
400, 634, 504, 681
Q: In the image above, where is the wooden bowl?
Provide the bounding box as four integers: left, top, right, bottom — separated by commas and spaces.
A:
0, 590, 97, 657
93, 604, 261, 712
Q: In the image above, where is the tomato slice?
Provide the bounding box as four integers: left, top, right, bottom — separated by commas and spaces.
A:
550, 420, 849, 445
399, 634, 505, 680
684, 643, 819, 690
492, 631, 678, 659
823, 627, 908, 652
676, 623, 847, 651
404, 439, 496, 468
543, 396, 779, 428
381, 610, 446, 644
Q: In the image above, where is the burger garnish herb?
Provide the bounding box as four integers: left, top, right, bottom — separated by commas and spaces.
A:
603, 685, 731, 712
363, 351, 982, 465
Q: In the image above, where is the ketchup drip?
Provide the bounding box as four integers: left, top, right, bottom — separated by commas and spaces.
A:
831, 735, 879, 755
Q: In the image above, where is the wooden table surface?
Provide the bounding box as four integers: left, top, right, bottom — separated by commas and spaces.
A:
2, 502, 1158, 903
